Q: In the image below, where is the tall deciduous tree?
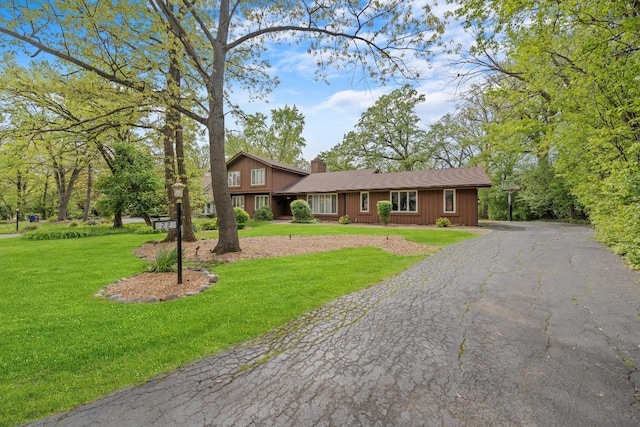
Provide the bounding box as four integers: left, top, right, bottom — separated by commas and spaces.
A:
321, 85, 431, 172
227, 105, 307, 168
0, 1, 445, 254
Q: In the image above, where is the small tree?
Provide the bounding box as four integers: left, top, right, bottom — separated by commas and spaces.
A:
94, 143, 163, 228
377, 201, 392, 226
290, 199, 314, 223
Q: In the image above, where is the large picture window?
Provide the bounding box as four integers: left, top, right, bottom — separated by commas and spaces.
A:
255, 195, 269, 210
228, 171, 240, 187
390, 190, 417, 212
231, 195, 245, 209
444, 189, 456, 213
307, 194, 338, 215
251, 168, 265, 186
360, 192, 369, 212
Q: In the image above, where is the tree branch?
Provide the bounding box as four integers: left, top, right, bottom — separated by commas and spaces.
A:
0, 25, 208, 126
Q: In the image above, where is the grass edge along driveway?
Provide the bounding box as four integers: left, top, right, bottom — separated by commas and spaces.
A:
0, 223, 478, 425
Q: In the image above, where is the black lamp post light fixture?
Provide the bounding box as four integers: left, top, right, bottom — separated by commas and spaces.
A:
171, 181, 186, 285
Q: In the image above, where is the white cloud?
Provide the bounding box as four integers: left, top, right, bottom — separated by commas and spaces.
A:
311, 88, 389, 114
226, 1, 483, 161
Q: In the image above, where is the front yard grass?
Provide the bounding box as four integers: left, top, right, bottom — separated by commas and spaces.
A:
0, 223, 478, 425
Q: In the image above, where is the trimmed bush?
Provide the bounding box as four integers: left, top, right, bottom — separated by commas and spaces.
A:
339, 215, 351, 225
377, 200, 392, 225
234, 207, 249, 225
254, 205, 274, 221
436, 217, 452, 227
290, 199, 314, 223
201, 219, 218, 230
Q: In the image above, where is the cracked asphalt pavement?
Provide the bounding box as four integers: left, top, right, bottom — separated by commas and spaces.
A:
32, 222, 640, 426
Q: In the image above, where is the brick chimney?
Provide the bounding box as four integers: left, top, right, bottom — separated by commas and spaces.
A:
311, 157, 327, 173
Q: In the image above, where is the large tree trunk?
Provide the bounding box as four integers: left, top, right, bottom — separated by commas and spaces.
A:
54, 163, 81, 221
83, 163, 92, 221
209, 114, 240, 254
41, 172, 50, 220
161, 119, 178, 243
209, 3, 240, 254
161, 23, 197, 243
174, 119, 197, 241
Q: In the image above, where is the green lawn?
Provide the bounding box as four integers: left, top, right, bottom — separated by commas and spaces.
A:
0, 223, 478, 425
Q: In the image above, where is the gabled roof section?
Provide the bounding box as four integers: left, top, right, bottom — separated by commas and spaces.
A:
227, 151, 310, 176
275, 166, 493, 194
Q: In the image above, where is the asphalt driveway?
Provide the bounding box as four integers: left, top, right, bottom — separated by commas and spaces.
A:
33, 222, 640, 426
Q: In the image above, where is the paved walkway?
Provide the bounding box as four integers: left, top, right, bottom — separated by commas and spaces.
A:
33, 222, 640, 426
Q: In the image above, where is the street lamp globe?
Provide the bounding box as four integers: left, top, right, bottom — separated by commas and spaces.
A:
171, 181, 186, 202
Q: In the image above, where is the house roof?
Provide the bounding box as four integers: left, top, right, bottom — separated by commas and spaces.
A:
275, 166, 493, 194
227, 151, 309, 176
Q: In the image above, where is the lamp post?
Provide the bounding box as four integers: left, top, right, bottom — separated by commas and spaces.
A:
16, 209, 19, 232
171, 181, 186, 285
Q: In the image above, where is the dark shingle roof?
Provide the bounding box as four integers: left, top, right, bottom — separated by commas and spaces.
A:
275, 166, 492, 194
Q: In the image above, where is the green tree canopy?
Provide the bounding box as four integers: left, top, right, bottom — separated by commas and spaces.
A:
95, 143, 163, 228
320, 85, 432, 172
452, 0, 640, 264
227, 105, 307, 168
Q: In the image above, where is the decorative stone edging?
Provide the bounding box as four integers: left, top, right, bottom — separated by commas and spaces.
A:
94, 267, 219, 304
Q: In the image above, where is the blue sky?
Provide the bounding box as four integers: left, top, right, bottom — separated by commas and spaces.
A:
2, 2, 473, 163
230, 4, 473, 161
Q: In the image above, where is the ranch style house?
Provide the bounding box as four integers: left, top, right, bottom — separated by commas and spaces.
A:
204, 152, 493, 226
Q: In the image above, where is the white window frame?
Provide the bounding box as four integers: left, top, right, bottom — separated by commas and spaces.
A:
390, 190, 418, 213
360, 192, 369, 212
228, 171, 240, 187
231, 195, 245, 209
255, 195, 269, 210
307, 193, 338, 215
443, 189, 456, 214
251, 168, 266, 186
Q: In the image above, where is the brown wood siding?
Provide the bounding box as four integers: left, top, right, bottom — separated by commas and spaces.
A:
227, 157, 306, 194
272, 169, 304, 191
227, 157, 270, 193
306, 188, 479, 226
227, 157, 307, 218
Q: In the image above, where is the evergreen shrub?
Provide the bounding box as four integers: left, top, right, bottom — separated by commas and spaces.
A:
377, 201, 392, 225
290, 200, 314, 223
436, 217, 451, 227
254, 206, 274, 221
